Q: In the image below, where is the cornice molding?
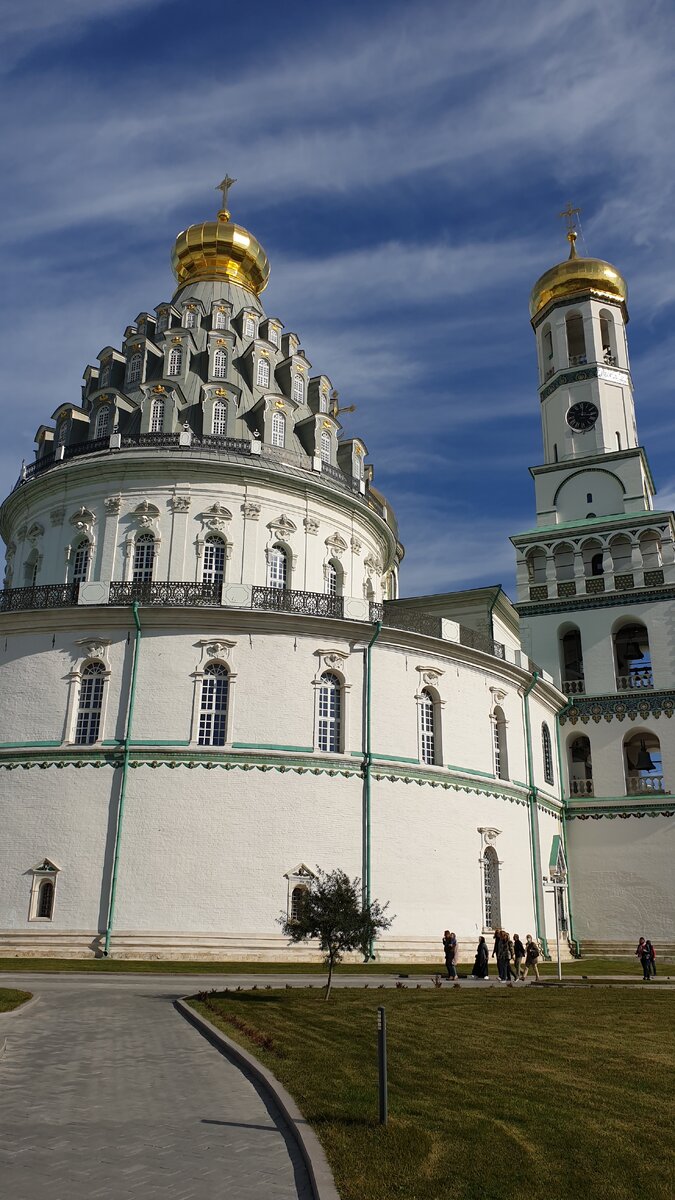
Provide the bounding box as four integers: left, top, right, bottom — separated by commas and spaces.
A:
560, 691, 675, 725
517, 584, 675, 617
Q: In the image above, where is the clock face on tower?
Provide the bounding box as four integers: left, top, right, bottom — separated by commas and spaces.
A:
566, 401, 599, 432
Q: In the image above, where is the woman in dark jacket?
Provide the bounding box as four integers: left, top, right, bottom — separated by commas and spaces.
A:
443, 930, 458, 979
472, 936, 489, 978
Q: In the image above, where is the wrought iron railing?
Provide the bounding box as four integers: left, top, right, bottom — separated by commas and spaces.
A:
626, 774, 666, 795
369, 602, 384, 622
0, 583, 79, 612
557, 581, 576, 597
614, 572, 634, 591
616, 667, 654, 691
585, 577, 605, 594
644, 569, 665, 587
570, 779, 594, 796
529, 584, 548, 601
108, 581, 222, 606
251, 586, 344, 618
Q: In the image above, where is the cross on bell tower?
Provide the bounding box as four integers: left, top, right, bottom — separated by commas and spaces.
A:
558, 201, 581, 258
216, 175, 237, 221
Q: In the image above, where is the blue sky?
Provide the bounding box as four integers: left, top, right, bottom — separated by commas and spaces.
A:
2, 0, 675, 598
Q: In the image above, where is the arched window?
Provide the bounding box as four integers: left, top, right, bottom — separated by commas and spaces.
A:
94, 404, 111, 438
132, 534, 155, 583
320, 430, 331, 463
354, 453, 364, 481
183, 308, 196, 329
290, 885, 308, 922
256, 358, 270, 387
268, 325, 279, 346
212, 400, 228, 435
624, 731, 665, 795
271, 411, 285, 447
542, 722, 554, 785
319, 392, 329, 414
99, 362, 111, 387
267, 544, 287, 590
75, 661, 106, 745
213, 308, 227, 330
56, 420, 68, 446
202, 535, 226, 586
72, 538, 91, 585
317, 671, 341, 752
150, 396, 165, 433
168, 346, 183, 376
569, 735, 593, 796
418, 688, 437, 765
198, 663, 229, 746
243, 315, 256, 338
560, 627, 584, 693
37, 879, 55, 919
482, 846, 501, 930
25, 553, 39, 587
127, 352, 142, 385
292, 374, 305, 403
156, 310, 168, 334
565, 311, 587, 365
599, 309, 617, 364
213, 349, 227, 379
493, 707, 508, 780
614, 623, 652, 690
542, 324, 553, 362
325, 560, 339, 596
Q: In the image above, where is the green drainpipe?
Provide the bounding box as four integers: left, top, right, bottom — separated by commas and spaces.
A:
522, 670, 548, 956
487, 585, 502, 644
555, 698, 580, 956
103, 601, 142, 957
363, 620, 382, 959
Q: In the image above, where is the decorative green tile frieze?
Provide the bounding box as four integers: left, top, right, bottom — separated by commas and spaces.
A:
566, 801, 674, 820
560, 691, 675, 725
518, 584, 675, 617
539, 366, 598, 402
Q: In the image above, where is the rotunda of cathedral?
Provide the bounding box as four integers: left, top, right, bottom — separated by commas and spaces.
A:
0, 183, 566, 961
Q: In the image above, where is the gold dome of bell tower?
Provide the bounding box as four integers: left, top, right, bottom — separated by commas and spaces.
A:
529, 203, 627, 322
171, 176, 270, 295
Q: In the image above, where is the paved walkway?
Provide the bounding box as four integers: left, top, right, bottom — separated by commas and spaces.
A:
0, 979, 312, 1200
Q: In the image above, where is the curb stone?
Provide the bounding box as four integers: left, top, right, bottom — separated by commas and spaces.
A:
175, 997, 341, 1200
0, 994, 39, 1019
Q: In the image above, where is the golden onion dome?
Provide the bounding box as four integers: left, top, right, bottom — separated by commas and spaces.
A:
171, 177, 270, 295
529, 231, 627, 321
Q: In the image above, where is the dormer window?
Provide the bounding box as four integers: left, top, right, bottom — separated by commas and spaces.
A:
99, 362, 111, 388
268, 325, 279, 347
256, 358, 270, 388
168, 346, 183, 376
271, 410, 286, 447
127, 351, 143, 385
183, 307, 197, 329
354, 451, 364, 480
213, 349, 227, 379
319, 391, 329, 414
292, 374, 305, 403
243, 315, 257, 339
212, 400, 228, 436
156, 310, 169, 334
56, 419, 68, 446
94, 404, 111, 438
150, 396, 165, 432
320, 430, 331, 463
213, 308, 228, 331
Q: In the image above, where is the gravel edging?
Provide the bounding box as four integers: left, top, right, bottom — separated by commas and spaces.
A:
0, 994, 39, 1019
175, 998, 341, 1200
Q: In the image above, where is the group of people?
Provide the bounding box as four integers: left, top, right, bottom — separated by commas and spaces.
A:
636, 937, 657, 980
442, 929, 543, 982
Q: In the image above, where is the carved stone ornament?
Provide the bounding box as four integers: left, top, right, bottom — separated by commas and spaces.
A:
26, 522, 44, 546
5, 542, 16, 563
77, 637, 111, 664
133, 500, 160, 531
478, 827, 502, 851
325, 532, 348, 556
16, 525, 27, 541
168, 495, 191, 513
304, 517, 320, 535
241, 501, 261, 520
490, 687, 507, 704
417, 666, 445, 687
267, 514, 297, 535
49, 506, 66, 527
350, 535, 363, 555
284, 862, 316, 881
197, 638, 236, 664
364, 553, 381, 575
70, 506, 96, 534
204, 503, 232, 521
104, 495, 122, 515
317, 648, 348, 672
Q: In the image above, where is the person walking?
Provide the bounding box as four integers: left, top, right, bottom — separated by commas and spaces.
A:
472, 936, 489, 978
635, 937, 652, 980
522, 934, 540, 982
506, 932, 518, 980
645, 939, 656, 976
513, 933, 525, 980
496, 930, 512, 981
443, 930, 458, 980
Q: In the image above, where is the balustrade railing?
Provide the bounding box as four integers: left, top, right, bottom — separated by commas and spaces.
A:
251, 586, 344, 619
570, 779, 594, 796
616, 667, 654, 691
108, 581, 222, 606
562, 678, 585, 695
626, 774, 666, 795
0, 583, 79, 612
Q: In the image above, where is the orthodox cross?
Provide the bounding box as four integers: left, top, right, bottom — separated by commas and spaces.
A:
216, 176, 237, 212
329, 389, 356, 419
558, 201, 581, 254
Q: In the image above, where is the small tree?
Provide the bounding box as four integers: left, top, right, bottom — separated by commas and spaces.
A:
279, 868, 393, 999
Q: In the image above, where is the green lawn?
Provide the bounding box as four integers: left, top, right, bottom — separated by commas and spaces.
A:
191, 987, 675, 1200
0, 987, 32, 1012
0, 955, 669, 976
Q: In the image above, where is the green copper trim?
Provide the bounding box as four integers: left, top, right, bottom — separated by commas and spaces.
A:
0, 740, 63, 748
364, 620, 382, 959
446, 763, 494, 778
104, 602, 141, 958
231, 742, 314, 753
523, 671, 548, 955
351, 750, 418, 764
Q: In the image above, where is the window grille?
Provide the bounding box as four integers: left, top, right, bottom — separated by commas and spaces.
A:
290, 885, 307, 922
320, 430, 331, 463
72, 539, 90, 585
319, 392, 329, 413
99, 363, 111, 387
213, 308, 227, 330
317, 671, 341, 752
132, 534, 155, 583
244, 315, 256, 338
56, 420, 68, 446
212, 400, 228, 435
183, 308, 196, 328
198, 663, 229, 746
483, 846, 501, 930
542, 722, 554, 785
354, 453, 364, 480
267, 544, 287, 589
325, 562, 338, 596
493, 707, 508, 779
127, 352, 142, 385
94, 404, 111, 438
75, 661, 106, 745
419, 688, 436, 765
256, 358, 270, 387
271, 411, 285, 447
150, 397, 165, 433
202, 535, 225, 586
213, 349, 227, 379
268, 325, 279, 346
156, 311, 168, 334
292, 374, 304, 403
38, 879, 55, 919
168, 346, 182, 376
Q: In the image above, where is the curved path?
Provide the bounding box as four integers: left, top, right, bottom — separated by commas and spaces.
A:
0, 978, 312, 1200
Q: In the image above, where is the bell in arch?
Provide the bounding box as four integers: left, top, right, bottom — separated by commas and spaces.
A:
635, 739, 656, 772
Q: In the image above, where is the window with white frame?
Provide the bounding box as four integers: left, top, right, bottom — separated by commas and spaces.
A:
213, 349, 227, 379
319, 391, 329, 413
56, 420, 68, 446
37, 879, 55, 919
483, 846, 501, 930
25, 554, 39, 586
156, 310, 169, 334
243, 315, 256, 338
267, 544, 287, 589
419, 688, 436, 765
212, 400, 228, 435
75, 661, 106, 744
354, 452, 364, 481
132, 533, 155, 582
94, 404, 111, 438
542, 722, 554, 785
168, 346, 183, 376
72, 538, 91, 585
268, 325, 279, 347
213, 308, 227, 330
256, 357, 270, 387
325, 561, 338, 596
183, 308, 196, 329
317, 671, 341, 752
493, 707, 508, 780
150, 396, 165, 433
290, 885, 308, 922
320, 430, 331, 463
198, 662, 229, 746
271, 410, 286, 447
127, 351, 142, 385
99, 362, 111, 387
202, 535, 226, 586
292, 374, 304, 403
